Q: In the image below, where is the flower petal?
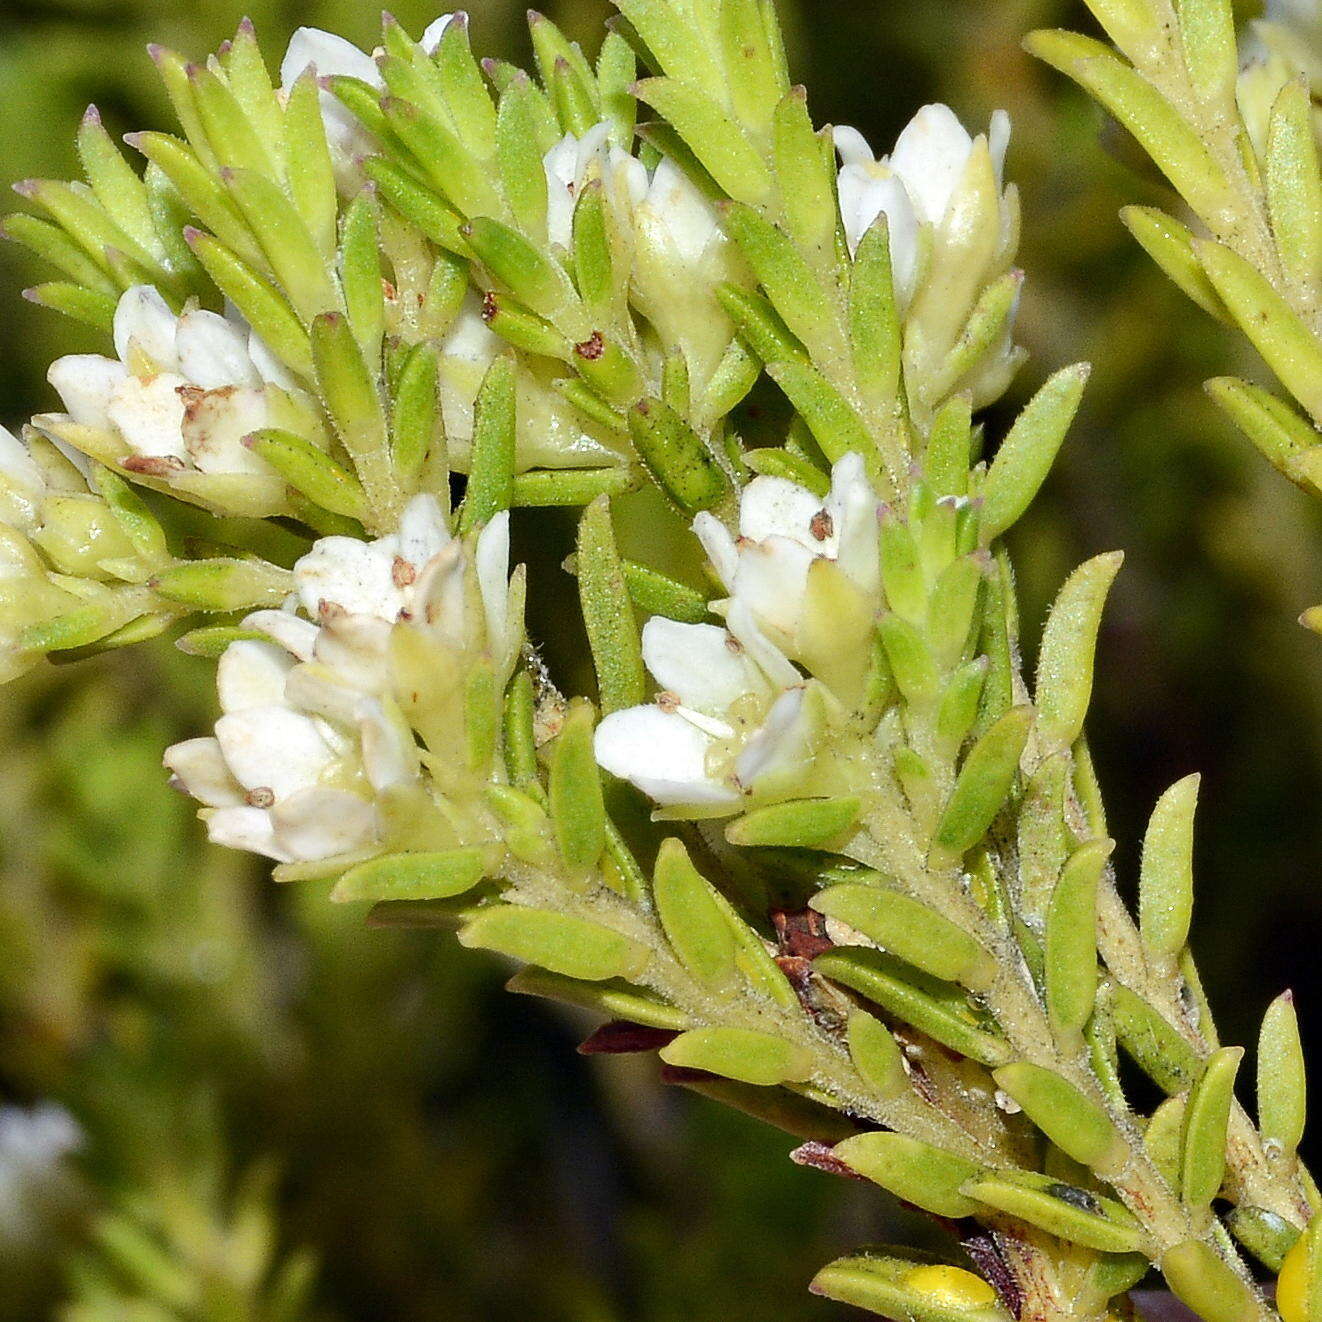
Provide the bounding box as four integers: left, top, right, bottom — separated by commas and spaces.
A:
175, 309, 262, 388
731, 536, 814, 642
164, 736, 245, 807
739, 475, 827, 551
47, 355, 128, 429
641, 618, 764, 715
180, 385, 271, 475
692, 511, 738, 590
113, 286, 179, 370
217, 638, 294, 713
106, 374, 189, 460
214, 705, 337, 797
397, 493, 451, 572
294, 536, 403, 621
243, 609, 319, 661
889, 103, 974, 225
595, 705, 739, 807
735, 686, 815, 795
725, 597, 802, 691
420, 13, 457, 51
827, 452, 881, 594
204, 805, 291, 861
270, 787, 377, 861
280, 27, 380, 87
476, 511, 510, 653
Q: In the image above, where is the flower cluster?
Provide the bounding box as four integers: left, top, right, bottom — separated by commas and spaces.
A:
165, 496, 517, 865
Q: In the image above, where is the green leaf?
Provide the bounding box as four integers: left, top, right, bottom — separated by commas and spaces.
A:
1138, 772, 1199, 965
659, 1027, 812, 1086
76, 107, 159, 260
1160, 1241, 1260, 1322
846, 1012, 909, 1100
1267, 79, 1322, 292
651, 838, 738, 988
460, 906, 650, 980
340, 191, 384, 363
186, 229, 312, 378
577, 496, 646, 713
151, 558, 291, 612
244, 429, 368, 521
1111, 983, 1201, 1093
332, 848, 493, 903
832, 1133, 982, 1217
627, 397, 730, 514
459, 356, 517, 533
814, 948, 1013, 1067
1195, 237, 1322, 426
549, 698, 607, 880
1177, 0, 1237, 103
811, 1253, 1009, 1322
21, 282, 117, 331
1225, 1205, 1299, 1274
773, 89, 834, 251
634, 78, 772, 204
991, 1063, 1126, 1174
1205, 377, 1320, 491
391, 341, 442, 487
1258, 991, 1307, 1163
1044, 840, 1111, 1047
1035, 552, 1124, 750
1121, 205, 1230, 322
507, 966, 688, 1030
463, 216, 578, 320
725, 797, 860, 849
981, 363, 1089, 540
1181, 1045, 1241, 1211
811, 884, 994, 991
767, 360, 878, 471
283, 73, 338, 260
963, 1170, 1144, 1253
1025, 29, 1233, 225
931, 706, 1032, 863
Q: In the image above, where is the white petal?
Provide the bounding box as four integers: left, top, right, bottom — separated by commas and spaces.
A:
594, 706, 739, 807
412, 540, 466, 645
312, 612, 392, 691
442, 293, 502, 366
644, 157, 720, 266
281, 27, 380, 88
397, 493, 451, 572
641, 618, 763, 715
833, 124, 878, 168
735, 686, 813, 791
163, 736, 245, 807
106, 374, 189, 460
0, 427, 44, 498
739, 475, 826, 551
175, 310, 261, 388
359, 698, 419, 792
245, 330, 298, 390
204, 805, 291, 861
889, 103, 974, 225
217, 639, 294, 713
476, 512, 510, 652
827, 452, 881, 594
47, 355, 128, 429
731, 536, 814, 641
989, 110, 1011, 184
243, 609, 319, 661
692, 511, 738, 590
285, 661, 372, 727
725, 597, 802, 691
294, 536, 403, 621
270, 787, 377, 861
839, 170, 919, 297
421, 13, 457, 51
179, 385, 271, 475
214, 705, 337, 797
113, 286, 179, 370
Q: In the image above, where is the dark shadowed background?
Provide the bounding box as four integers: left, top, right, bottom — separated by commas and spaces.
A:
1, 2, 1319, 1318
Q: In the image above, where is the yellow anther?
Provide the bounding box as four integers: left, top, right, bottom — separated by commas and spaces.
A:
902, 1264, 997, 1310
1278, 1233, 1309, 1322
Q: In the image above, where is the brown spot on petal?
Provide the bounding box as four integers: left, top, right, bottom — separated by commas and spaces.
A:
809, 509, 834, 542
245, 787, 276, 808
481, 290, 498, 323
122, 454, 186, 476
655, 690, 680, 712
392, 556, 417, 588
724, 635, 743, 655
318, 599, 347, 623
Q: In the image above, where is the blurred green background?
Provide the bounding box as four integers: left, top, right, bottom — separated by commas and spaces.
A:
2, 2, 1321, 1318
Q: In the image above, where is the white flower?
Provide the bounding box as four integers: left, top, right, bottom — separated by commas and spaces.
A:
594, 614, 820, 809
42, 287, 297, 510
280, 17, 456, 186
834, 104, 1011, 304
165, 496, 516, 864
694, 452, 882, 655
0, 1103, 85, 1252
